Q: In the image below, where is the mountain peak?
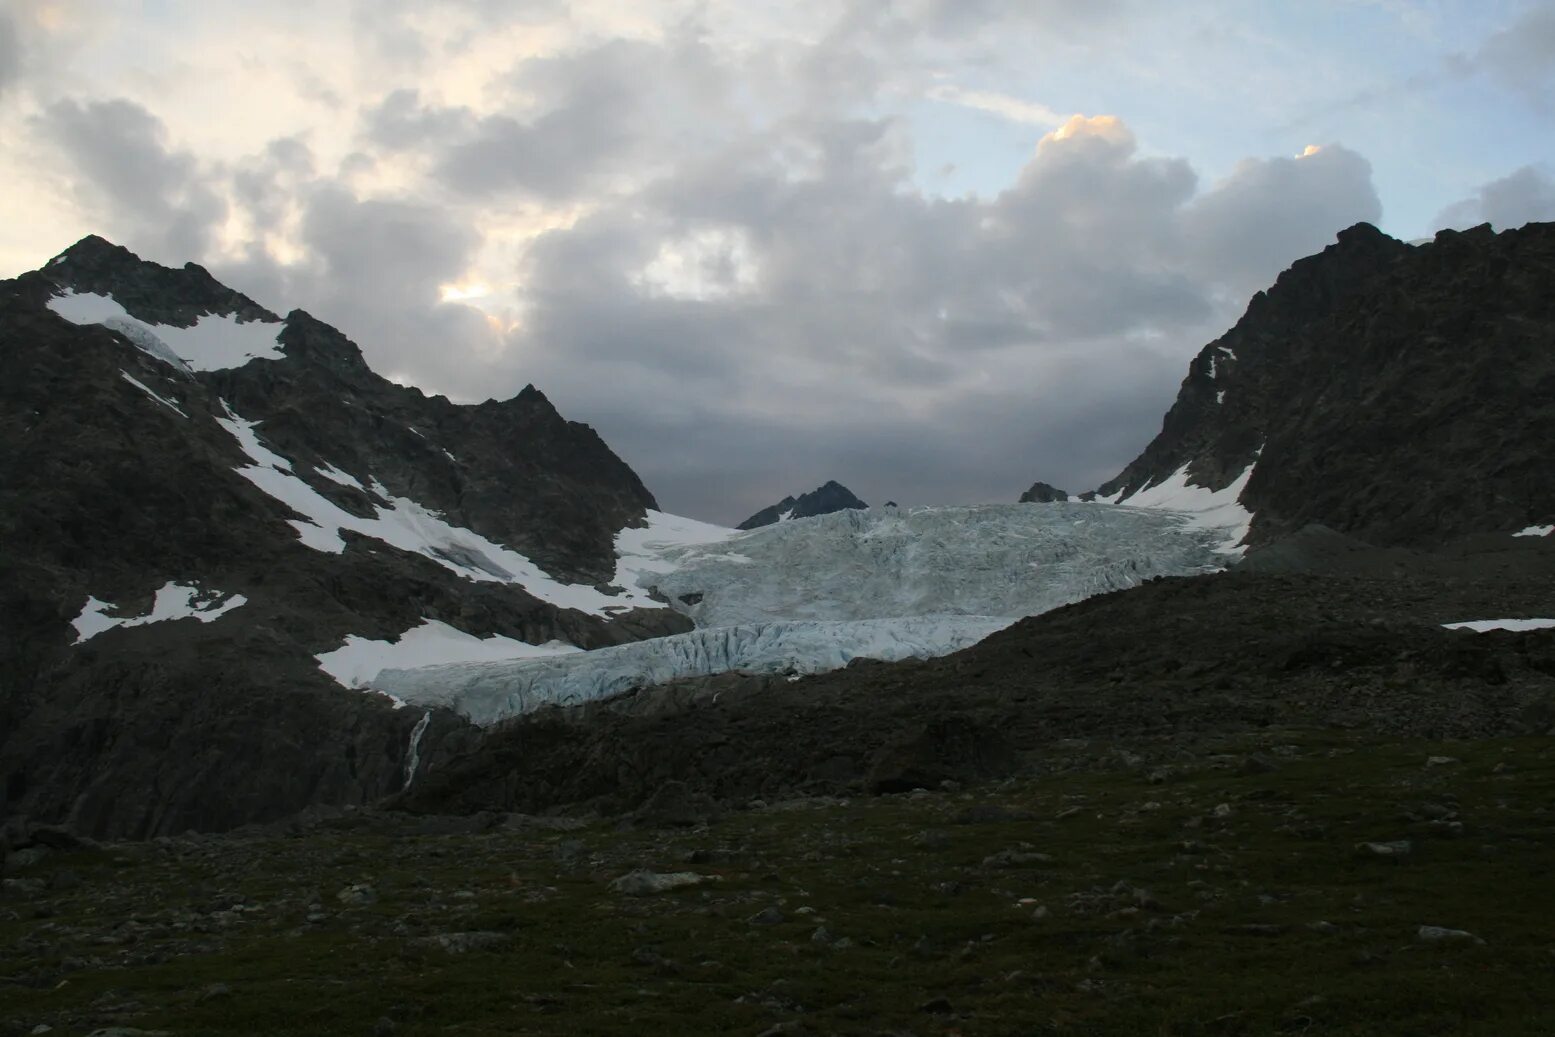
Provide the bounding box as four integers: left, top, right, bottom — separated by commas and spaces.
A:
53, 233, 131, 265
738, 480, 868, 530
41, 234, 280, 328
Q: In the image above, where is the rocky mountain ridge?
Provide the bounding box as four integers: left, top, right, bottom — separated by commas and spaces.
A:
0, 236, 689, 838
1043, 221, 1555, 549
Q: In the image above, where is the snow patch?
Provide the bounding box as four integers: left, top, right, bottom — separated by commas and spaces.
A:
1116, 460, 1256, 556
119, 371, 187, 417
72, 582, 247, 643
1513, 525, 1553, 538
48, 290, 285, 371
610, 509, 738, 588
315, 619, 580, 689
1443, 618, 1555, 634
374, 616, 1015, 725
313, 461, 363, 489
216, 401, 671, 614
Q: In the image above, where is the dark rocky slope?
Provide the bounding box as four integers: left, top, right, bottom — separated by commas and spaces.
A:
1067, 221, 1555, 548
400, 535, 1555, 817
737, 480, 868, 530
0, 237, 688, 838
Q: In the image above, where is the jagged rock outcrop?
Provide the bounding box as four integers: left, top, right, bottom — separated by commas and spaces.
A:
738, 480, 867, 530
1075, 221, 1555, 548
0, 236, 689, 838
1019, 481, 1069, 503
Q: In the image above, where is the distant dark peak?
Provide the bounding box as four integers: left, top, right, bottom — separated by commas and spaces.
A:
1019, 482, 1070, 504
738, 480, 868, 530
42, 234, 280, 328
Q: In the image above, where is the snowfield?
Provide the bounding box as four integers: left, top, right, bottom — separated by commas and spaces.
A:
48, 290, 285, 372
1443, 618, 1555, 633
72, 582, 247, 643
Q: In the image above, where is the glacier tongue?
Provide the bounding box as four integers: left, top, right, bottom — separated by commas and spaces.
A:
369, 502, 1236, 725
374, 616, 1015, 726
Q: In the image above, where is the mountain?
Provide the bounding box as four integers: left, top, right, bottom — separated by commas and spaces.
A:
0, 235, 692, 838
1066, 221, 1555, 550
737, 480, 868, 529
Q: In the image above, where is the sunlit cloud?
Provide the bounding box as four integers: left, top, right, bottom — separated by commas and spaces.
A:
927, 83, 1068, 127
439, 281, 491, 303
1045, 113, 1130, 145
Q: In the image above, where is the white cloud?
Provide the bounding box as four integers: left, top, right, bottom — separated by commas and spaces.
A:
927, 84, 1067, 127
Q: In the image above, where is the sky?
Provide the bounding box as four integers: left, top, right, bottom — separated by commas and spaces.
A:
2, 0, 1553, 525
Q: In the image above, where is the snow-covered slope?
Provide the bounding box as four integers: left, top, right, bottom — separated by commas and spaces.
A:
1092, 461, 1257, 557
216, 401, 685, 616
367, 502, 1238, 724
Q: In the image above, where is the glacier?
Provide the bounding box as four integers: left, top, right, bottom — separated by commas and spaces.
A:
641, 503, 1231, 628
374, 615, 1015, 725
367, 502, 1237, 725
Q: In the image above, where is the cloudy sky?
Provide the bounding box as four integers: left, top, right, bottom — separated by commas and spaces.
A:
3, 1, 1553, 523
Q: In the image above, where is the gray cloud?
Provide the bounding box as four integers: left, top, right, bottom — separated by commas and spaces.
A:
34, 98, 226, 262
216, 179, 493, 389
1185, 144, 1382, 300
489, 106, 1382, 522
363, 89, 472, 151
1436, 164, 1555, 230
1475, 2, 1555, 108
432, 33, 730, 199
231, 136, 314, 234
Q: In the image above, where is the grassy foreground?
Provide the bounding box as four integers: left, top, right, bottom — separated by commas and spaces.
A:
3, 730, 1554, 1036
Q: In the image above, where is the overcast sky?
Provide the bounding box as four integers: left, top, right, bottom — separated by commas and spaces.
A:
3, 1, 1554, 523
